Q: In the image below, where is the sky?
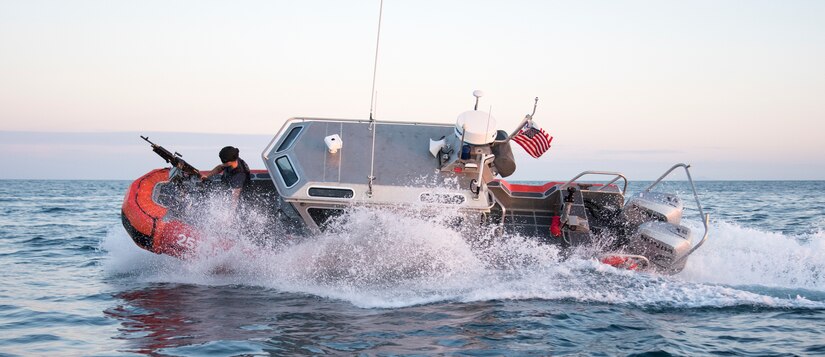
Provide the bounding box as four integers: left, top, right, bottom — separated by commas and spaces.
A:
1, 0, 824, 180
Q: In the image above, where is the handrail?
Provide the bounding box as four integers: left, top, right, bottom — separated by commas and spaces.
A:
672, 213, 710, 267
261, 134, 279, 161
561, 171, 629, 195
645, 163, 710, 265
475, 153, 496, 199
488, 190, 507, 227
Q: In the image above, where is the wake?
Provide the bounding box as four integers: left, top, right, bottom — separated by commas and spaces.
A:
100, 207, 825, 309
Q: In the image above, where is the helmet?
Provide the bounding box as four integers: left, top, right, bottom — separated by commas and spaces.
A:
219, 146, 240, 163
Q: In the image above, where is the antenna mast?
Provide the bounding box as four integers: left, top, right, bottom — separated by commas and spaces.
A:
367, 0, 384, 198
368, 0, 384, 121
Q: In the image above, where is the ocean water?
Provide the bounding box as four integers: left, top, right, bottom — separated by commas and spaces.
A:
1, 179, 824, 356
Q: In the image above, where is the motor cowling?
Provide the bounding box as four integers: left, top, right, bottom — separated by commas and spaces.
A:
623, 191, 683, 225
629, 221, 693, 272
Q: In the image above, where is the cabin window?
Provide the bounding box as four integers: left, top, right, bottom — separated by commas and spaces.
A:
307, 208, 345, 231
420, 193, 466, 205
308, 187, 354, 199
275, 156, 299, 187
277, 126, 303, 152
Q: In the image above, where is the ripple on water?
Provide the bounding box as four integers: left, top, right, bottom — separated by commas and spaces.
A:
156, 340, 271, 356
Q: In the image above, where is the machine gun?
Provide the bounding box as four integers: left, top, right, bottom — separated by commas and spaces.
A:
141, 136, 201, 179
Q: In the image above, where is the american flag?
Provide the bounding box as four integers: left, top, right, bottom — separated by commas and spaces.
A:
512, 120, 553, 158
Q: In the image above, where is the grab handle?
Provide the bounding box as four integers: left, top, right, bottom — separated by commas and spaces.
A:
646, 163, 710, 265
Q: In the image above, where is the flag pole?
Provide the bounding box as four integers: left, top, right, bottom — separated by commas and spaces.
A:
504, 97, 539, 143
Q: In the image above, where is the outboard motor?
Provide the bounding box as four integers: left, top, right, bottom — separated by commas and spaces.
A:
623, 191, 683, 225
629, 221, 694, 272
621, 190, 693, 272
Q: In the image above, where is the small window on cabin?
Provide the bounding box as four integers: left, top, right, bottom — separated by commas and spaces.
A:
420, 193, 466, 205
275, 156, 299, 187
308, 187, 354, 199
307, 208, 345, 231
277, 126, 303, 152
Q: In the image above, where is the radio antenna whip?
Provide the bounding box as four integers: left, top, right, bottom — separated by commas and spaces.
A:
368, 0, 384, 122
367, 0, 384, 198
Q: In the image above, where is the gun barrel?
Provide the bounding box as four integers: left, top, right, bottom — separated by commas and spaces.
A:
141, 135, 200, 177
141, 135, 160, 147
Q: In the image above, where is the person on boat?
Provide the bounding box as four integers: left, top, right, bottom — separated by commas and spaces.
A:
200, 146, 251, 209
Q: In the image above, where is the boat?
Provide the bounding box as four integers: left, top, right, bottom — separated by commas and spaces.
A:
121, 92, 709, 273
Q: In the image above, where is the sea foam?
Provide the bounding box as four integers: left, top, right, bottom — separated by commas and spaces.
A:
101, 206, 825, 309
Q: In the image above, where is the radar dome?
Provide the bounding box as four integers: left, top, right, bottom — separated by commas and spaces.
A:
454, 110, 497, 145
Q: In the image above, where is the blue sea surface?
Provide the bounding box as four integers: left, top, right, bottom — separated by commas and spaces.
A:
1, 179, 824, 356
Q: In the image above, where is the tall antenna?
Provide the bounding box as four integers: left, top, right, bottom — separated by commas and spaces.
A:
366, 0, 384, 198
368, 0, 384, 121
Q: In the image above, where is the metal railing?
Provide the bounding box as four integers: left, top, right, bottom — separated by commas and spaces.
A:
561, 171, 629, 195
645, 163, 710, 265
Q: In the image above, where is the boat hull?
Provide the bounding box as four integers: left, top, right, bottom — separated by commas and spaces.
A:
121, 169, 200, 257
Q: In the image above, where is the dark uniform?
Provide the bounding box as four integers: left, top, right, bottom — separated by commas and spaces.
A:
221, 158, 251, 191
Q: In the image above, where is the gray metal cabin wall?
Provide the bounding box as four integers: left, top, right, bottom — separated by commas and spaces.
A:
279, 120, 469, 189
